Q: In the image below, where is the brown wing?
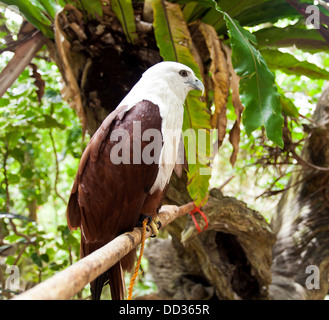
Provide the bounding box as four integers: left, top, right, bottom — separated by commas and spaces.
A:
67, 99, 162, 247
67, 100, 163, 300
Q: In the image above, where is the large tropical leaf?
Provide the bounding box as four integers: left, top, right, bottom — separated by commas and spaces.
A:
229, 0, 300, 28
38, 0, 60, 19
209, 0, 284, 147
225, 15, 283, 147
182, 0, 300, 34
111, 0, 138, 44
254, 25, 329, 53
152, 0, 201, 77
152, 0, 211, 205
261, 49, 329, 80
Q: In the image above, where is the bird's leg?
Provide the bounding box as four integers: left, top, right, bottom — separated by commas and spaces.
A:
148, 216, 161, 237
136, 214, 162, 237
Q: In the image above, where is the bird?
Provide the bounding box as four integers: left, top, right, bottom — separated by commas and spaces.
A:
66, 61, 204, 300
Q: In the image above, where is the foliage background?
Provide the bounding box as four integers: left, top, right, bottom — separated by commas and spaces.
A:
0, 1, 328, 299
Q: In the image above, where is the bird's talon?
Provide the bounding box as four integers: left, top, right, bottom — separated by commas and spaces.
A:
137, 214, 160, 236
148, 220, 159, 237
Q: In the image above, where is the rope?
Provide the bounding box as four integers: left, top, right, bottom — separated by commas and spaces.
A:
189, 196, 209, 233
127, 217, 148, 300
189, 204, 208, 233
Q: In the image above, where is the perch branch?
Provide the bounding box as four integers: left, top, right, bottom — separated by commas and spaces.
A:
12, 202, 195, 300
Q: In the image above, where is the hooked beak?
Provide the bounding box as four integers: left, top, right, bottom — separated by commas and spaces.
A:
186, 78, 205, 95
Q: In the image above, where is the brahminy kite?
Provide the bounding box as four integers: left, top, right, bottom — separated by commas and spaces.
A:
66, 61, 204, 300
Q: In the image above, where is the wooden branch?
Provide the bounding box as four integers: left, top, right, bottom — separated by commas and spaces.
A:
12, 203, 194, 300
143, 189, 276, 300
0, 29, 45, 99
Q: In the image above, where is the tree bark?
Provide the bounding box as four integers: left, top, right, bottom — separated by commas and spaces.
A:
137, 174, 275, 300
50, 4, 161, 135
270, 86, 329, 300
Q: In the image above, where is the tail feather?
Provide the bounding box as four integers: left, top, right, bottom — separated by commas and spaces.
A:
108, 262, 125, 300
81, 240, 130, 300
90, 263, 125, 300
91, 271, 108, 300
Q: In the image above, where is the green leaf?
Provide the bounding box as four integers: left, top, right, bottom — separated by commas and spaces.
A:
254, 25, 329, 53
5, 255, 16, 265
11, 148, 25, 163
227, 16, 283, 146
280, 95, 299, 118
152, 0, 211, 204
21, 167, 34, 179
31, 252, 42, 268
38, 0, 61, 20
276, 84, 299, 118
5, 233, 22, 243
152, 0, 201, 78
80, 0, 103, 20
7, 173, 20, 184
231, 0, 300, 29
152, 0, 177, 62
260, 49, 329, 80
200, 0, 297, 34
49, 262, 62, 271
184, 95, 212, 204
34, 115, 66, 129
182, 2, 200, 22
5, 130, 21, 149
209, 1, 283, 147
0, 98, 10, 108
40, 253, 49, 263
0, 0, 54, 38
111, 0, 138, 44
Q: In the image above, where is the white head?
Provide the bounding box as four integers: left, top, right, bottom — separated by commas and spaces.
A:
118, 61, 204, 110
142, 61, 204, 97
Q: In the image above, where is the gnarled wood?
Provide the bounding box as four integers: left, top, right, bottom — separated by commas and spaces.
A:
140, 187, 275, 300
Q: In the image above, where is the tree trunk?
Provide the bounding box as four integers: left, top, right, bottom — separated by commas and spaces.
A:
136, 174, 275, 300
270, 86, 329, 300
49, 4, 161, 135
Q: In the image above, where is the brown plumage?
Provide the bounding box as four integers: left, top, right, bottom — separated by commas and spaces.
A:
66, 61, 204, 299
67, 100, 164, 299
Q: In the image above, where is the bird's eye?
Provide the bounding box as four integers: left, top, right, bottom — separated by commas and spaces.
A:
179, 70, 188, 77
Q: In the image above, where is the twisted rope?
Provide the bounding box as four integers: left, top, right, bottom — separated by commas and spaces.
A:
127, 218, 147, 300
